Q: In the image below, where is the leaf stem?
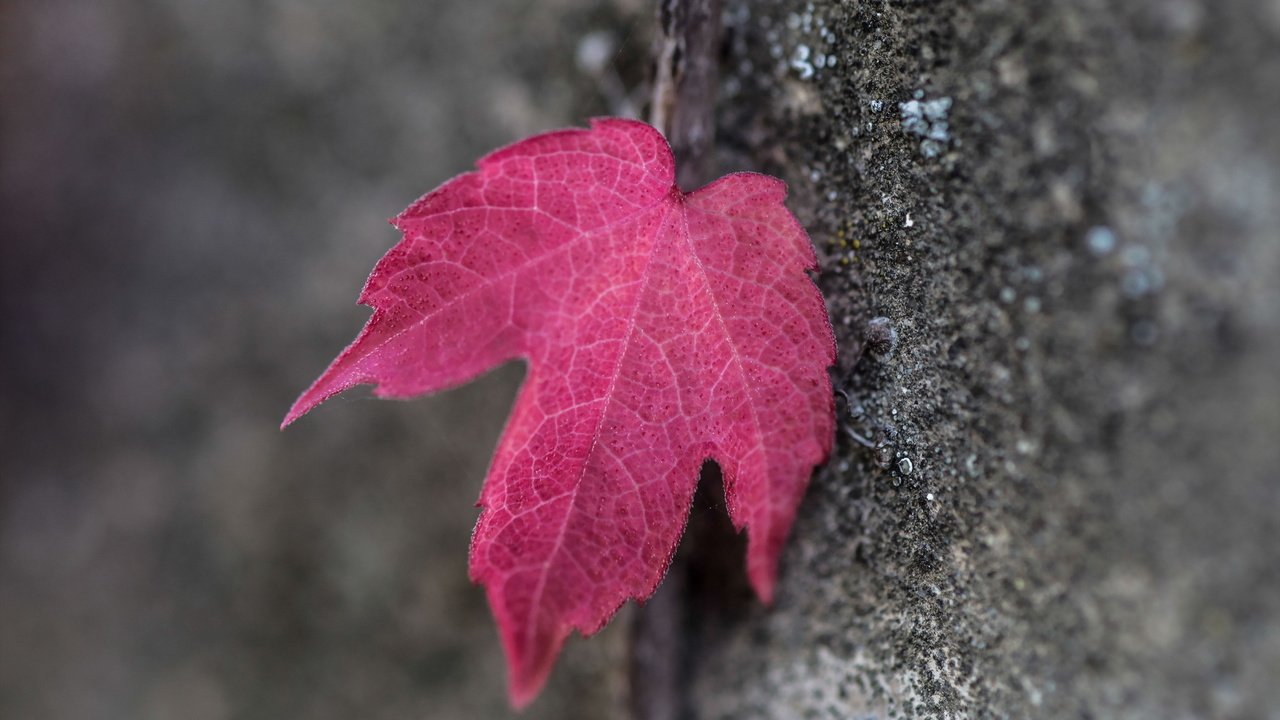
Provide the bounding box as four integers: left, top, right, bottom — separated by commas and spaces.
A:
649, 0, 723, 190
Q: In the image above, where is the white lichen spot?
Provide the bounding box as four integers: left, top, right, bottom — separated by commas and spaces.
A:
574, 31, 614, 75
790, 44, 814, 80
901, 92, 953, 159
900, 100, 928, 135
1085, 225, 1116, 255
1027, 681, 1044, 707
923, 97, 952, 123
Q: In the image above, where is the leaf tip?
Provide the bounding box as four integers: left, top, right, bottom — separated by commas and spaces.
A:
483, 576, 573, 710
280, 391, 319, 430
281, 369, 360, 430
505, 636, 562, 711
508, 676, 542, 711
750, 566, 778, 607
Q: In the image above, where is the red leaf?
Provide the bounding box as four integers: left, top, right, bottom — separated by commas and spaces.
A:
284, 118, 834, 706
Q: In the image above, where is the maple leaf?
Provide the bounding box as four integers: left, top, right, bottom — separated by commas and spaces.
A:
284, 118, 834, 706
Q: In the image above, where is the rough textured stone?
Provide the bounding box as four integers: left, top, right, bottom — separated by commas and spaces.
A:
677, 0, 1280, 717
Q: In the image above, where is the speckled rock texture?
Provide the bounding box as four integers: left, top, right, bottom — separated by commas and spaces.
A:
677, 0, 1280, 717
3, 0, 1278, 718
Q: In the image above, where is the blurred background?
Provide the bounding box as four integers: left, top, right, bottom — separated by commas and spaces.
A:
0, 1, 651, 717
10, 1, 1280, 718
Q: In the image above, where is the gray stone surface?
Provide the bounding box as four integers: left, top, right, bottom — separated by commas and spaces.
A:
3, 0, 1277, 718
683, 0, 1280, 717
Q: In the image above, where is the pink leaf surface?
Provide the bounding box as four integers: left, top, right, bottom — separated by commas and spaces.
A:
284, 118, 835, 707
